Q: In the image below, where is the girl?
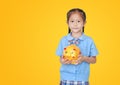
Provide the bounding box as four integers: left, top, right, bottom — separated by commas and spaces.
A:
56, 8, 98, 85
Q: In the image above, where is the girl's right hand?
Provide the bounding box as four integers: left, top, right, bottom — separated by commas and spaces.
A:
60, 56, 71, 64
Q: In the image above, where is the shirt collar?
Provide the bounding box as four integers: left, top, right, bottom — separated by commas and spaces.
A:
66, 32, 86, 41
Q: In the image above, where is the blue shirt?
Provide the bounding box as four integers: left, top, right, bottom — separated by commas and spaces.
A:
56, 33, 98, 81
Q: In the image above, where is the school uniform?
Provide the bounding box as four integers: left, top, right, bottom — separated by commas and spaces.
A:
56, 33, 98, 85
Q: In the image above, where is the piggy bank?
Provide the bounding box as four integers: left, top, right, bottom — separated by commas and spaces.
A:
63, 44, 81, 64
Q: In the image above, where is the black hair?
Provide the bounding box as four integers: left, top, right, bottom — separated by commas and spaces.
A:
67, 8, 86, 33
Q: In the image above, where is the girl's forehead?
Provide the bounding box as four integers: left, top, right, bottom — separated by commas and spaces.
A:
69, 13, 83, 19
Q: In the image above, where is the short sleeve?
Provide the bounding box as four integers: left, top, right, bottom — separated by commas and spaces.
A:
89, 40, 99, 57
56, 38, 63, 57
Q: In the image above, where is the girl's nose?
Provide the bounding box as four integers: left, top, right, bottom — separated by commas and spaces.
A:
74, 22, 77, 26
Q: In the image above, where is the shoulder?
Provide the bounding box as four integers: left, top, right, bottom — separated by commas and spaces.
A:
57, 35, 68, 45
83, 34, 94, 43
59, 34, 69, 42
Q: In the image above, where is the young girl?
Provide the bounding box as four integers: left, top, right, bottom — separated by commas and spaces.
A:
56, 8, 98, 85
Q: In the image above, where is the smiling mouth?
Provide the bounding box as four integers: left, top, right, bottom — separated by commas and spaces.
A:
73, 28, 79, 29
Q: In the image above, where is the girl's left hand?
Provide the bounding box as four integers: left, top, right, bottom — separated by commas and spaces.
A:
73, 54, 85, 65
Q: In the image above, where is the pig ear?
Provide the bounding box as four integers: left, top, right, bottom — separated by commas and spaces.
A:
64, 48, 66, 50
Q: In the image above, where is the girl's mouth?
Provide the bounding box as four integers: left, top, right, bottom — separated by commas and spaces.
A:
73, 28, 79, 29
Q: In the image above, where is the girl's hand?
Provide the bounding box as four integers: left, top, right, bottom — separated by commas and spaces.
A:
60, 56, 71, 64
73, 54, 85, 65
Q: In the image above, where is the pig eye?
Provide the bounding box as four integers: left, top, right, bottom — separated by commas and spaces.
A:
65, 51, 67, 53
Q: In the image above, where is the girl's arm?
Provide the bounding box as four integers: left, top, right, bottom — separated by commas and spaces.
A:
76, 55, 96, 64
82, 56, 96, 64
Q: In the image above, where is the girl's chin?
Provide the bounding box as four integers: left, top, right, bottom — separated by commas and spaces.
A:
71, 30, 81, 33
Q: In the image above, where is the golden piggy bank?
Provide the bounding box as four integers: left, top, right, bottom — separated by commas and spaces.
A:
63, 44, 81, 64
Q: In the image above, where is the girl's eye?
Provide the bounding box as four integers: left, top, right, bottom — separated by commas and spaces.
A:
71, 21, 74, 22
78, 21, 80, 22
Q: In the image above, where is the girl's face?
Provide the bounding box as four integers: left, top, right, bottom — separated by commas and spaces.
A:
68, 13, 85, 33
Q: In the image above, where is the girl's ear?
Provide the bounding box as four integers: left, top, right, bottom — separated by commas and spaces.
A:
83, 21, 87, 28
84, 21, 87, 25
66, 21, 69, 24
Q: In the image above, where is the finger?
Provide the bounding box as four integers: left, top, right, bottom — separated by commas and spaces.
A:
73, 60, 79, 65
65, 60, 71, 64
64, 59, 69, 62
78, 54, 82, 57
74, 62, 78, 65
61, 59, 69, 64
78, 60, 82, 64
62, 57, 68, 61
78, 56, 82, 61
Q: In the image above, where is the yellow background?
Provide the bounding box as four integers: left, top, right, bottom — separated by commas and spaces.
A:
0, 0, 120, 85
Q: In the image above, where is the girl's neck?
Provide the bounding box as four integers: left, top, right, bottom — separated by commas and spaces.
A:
71, 32, 82, 39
